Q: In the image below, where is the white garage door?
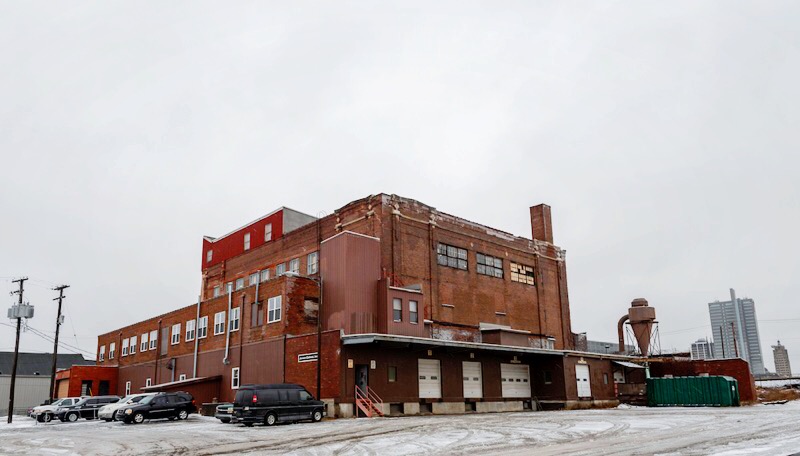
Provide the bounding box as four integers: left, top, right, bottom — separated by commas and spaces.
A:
501, 363, 531, 398
462, 361, 483, 398
576, 364, 592, 398
418, 359, 442, 399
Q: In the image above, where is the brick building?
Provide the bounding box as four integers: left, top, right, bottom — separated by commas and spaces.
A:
97, 194, 637, 416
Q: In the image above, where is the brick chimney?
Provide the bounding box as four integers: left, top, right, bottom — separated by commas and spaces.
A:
530, 204, 553, 243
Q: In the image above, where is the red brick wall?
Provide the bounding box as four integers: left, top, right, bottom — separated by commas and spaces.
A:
55, 366, 119, 397
201, 209, 284, 270
649, 358, 757, 403
284, 330, 341, 399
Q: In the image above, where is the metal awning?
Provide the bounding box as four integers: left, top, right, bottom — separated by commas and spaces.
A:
614, 360, 645, 369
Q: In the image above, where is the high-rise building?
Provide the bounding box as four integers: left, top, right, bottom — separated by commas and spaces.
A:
708, 289, 765, 375
772, 340, 792, 377
691, 338, 715, 360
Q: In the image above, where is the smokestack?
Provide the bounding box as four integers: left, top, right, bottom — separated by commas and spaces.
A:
530, 204, 553, 243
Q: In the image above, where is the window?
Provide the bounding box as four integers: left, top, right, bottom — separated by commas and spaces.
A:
122, 338, 129, 356
229, 307, 240, 332
249, 273, 258, 286
214, 311, 226, 335
307, 252, 319, 274
235, 278, 244, 290
186, 319, 196, 341
543, 371, 553, 385
206, 249, 213, 263
149, 330, 157, 350
388, 366, 397, 382
260, 269, 270, 282
179, 374, 187, 381
276, 263, 286, 276
129, 336, 137, 354
125, 381, 131, 396
289, 258, 300, 274
197, 316, 208, 338
409, 300, 418, 324
437, 243, 468, 270
226, 282, 233, 293
299, 390, 313, 401
510, 262, 535, 285
109, 342, 115, 359
477, 253, 503, 278
264, 223, 272, 241
393, 298, 402, 322
171, 323, 181, 345
99, 345, 105, 362
603, 373, 609, 385
244, 233, 251, 250
145, 378, 151, 387
267, 296, 282, 323
213, 286, 221, 298
140, 333, 148, 352
231, 367, 240, 389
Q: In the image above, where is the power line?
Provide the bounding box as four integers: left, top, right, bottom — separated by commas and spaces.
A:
0, 322, 94, 358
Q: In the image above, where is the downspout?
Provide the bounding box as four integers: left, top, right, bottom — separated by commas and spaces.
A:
154, 319, 162, 384
223, 288, 232, 365
192, 295, 200, 378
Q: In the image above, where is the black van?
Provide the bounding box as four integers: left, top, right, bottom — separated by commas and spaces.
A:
232, 383, 325, 426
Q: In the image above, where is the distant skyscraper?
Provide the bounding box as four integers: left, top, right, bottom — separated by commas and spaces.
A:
772, 340, 792, 377
708, 289, 766, 375
691, 338, 715, 360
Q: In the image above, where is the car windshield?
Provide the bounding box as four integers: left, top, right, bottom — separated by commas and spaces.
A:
139, 395, 156, 405
130, 395, 148, 403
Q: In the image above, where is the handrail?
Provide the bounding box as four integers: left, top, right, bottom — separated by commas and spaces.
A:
366, 386, 383, 405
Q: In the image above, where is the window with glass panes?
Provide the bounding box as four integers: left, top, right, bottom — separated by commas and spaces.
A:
197, 316, 208, 338
171, 324, 181, 344
235, 278, 244, 290
249, 273, 258, 286
229, 307, 240, 332
510, 262, 535, 285
409, 300, 418, 323
307, 252, 319, 274
437, 243, 467, 270
393, 298, 402, 322
149, 330, 157, 350
289, 258, 300, 274
476, 253, 503, 278
214, 312, 225, 335
141, 333, 148, 351
276, 263, 286, 276
268, 296, 282, 323
185, 319, 196, 341
260, 269, 270, 282
130, 336, 137, 354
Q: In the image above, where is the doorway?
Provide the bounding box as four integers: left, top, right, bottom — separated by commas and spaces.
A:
355, 364, 369, 417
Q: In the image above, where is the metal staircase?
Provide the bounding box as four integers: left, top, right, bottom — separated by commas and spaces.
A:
355, 385, 384, 418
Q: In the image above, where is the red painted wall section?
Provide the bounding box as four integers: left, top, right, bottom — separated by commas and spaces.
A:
202, 210, 284, 270
55, 366, 119, 398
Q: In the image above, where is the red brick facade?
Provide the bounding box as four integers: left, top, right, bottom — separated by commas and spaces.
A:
55, 366, 119, 398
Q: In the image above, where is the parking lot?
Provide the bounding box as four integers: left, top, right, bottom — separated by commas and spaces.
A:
2, 402, 800, 455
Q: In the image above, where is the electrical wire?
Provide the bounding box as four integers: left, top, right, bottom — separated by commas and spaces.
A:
0, 321, 95, 358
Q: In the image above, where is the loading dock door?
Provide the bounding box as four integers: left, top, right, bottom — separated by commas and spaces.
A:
462, 361, 483, 398
501, 363, 531, 398
418, 359, 442, 399
576, 364, 592, 397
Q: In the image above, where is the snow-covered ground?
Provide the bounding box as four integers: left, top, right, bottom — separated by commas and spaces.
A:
2, 403, 800, 455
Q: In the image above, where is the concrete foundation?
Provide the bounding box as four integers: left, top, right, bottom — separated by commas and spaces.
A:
403, 402, 420, 415
564, 399, 619, 410
432, 402, 466, 415
337, 403, 354, 418
475, 401, 524, 413
321, 398, 335, 418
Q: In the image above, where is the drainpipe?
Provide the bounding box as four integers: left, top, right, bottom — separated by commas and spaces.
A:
192, 295, 200, 378
154, 319, 162, 384
223, 287, 232, 365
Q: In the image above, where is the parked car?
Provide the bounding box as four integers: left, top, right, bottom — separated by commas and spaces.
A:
31, 397, 84, 423
232, 383, 325, 426
116, 392, 197, 424
215, 403, 234, 423
98, 393, 156, 421
55, 396, 121, 422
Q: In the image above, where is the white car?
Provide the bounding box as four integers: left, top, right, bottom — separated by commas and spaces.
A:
31, 397, 84, 423
98, 393, 156, 421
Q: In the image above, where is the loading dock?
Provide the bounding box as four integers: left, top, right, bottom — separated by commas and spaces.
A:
500, 363, 531, 398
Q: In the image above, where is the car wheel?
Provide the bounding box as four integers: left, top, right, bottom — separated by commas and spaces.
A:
67, 412, 79, 422
177, 410, 188, 420
312, 410, 323, 422
133, 413, 145, 424
265, 412, 277, 426
43, 414, 53, 423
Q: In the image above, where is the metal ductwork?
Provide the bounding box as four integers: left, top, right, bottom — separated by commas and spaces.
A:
617, 298, 656, 356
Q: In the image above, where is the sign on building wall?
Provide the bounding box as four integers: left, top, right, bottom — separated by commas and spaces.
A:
298, 352, 318, 363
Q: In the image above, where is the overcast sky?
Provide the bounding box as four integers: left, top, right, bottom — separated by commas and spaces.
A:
1, 1, 798, 373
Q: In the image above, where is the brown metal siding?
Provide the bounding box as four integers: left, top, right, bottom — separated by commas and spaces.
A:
320, 232, 381, 334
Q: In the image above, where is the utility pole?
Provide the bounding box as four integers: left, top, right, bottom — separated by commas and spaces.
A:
7, 277, 29, 423
49, 285, 69, 403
